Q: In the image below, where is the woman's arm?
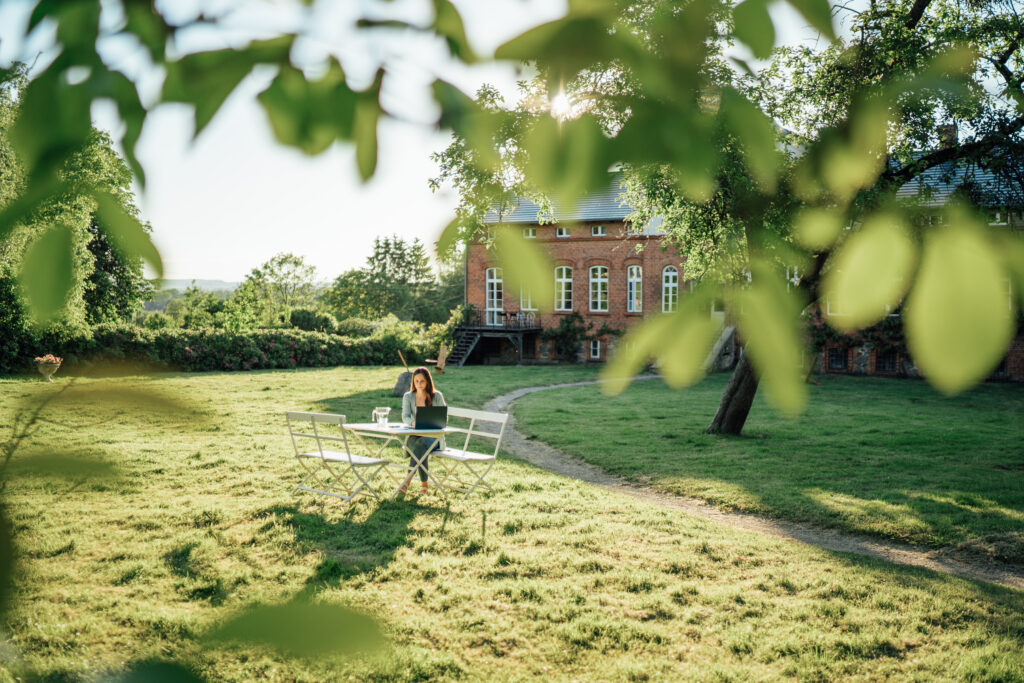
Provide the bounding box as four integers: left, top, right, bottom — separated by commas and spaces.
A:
434, 391, 446, 406
402, 392, 415, 426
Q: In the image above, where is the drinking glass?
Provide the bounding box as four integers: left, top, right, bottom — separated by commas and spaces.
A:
373, 407, 391, 426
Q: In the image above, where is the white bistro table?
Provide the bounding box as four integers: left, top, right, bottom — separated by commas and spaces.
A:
344, 422, 452, 500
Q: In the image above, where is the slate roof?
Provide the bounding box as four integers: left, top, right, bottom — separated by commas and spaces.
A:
894, 161, 1021, 207
484, 176, 631, 224
484, 162, 1021, 229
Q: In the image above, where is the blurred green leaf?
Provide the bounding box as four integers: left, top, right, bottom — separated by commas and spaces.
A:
617, 101, 718, 201
822, 212, 916, 332
734, 0, 775, 60
729, 264, 806, 415
602, 287, 722, 395
433, 0, 477, 63
436, 216, 461, 258
94, 191, 163, 278
786, 0, 836, 40
52, 0, 101, 49
905, 210, 1014, 394
494, 229, 554, 314
524, 115, 614, 208
998, 233, 1024, 302
0, 504, 13, 621
104, 660, 205, 683
258, 61, 357, 155
19, 223, 74, 325
10, 67, 93, 186
12, 450, 119, 481
354, 96, 381, 182
91, 68, 149, 187
793, 207, 844, 251
721, 88, 778, 192
204, 602, 383, 658
122, 1, 171, 63
495, 15, 644, 91
163, 37, 294, 137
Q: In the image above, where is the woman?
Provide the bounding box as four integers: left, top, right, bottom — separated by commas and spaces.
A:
400, 366, 446, 494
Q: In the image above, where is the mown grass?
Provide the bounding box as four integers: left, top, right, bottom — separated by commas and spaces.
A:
514, 373, 1024, 551
1, 366, 1022, 681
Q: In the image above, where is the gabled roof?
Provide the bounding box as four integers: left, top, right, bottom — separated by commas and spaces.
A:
484, 176, 631, 224
894, 161, 1020, 207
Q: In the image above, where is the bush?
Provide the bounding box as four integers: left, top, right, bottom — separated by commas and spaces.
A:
141, 312, 175, 330
289, 308, 337, 333
36, 325, 430, 373
541, 311, 591, 361
335, 317, 379, 337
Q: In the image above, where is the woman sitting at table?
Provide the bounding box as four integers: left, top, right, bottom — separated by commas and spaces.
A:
400, 366, 446, 494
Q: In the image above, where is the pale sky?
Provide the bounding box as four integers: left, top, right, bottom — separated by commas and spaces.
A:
0, 0, 818, 284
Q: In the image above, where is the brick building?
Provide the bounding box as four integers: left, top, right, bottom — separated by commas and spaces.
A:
451, 183, 687, 365
452, 171, 1024, 382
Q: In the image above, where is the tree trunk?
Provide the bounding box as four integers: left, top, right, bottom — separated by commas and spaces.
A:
705, 351, 759, 435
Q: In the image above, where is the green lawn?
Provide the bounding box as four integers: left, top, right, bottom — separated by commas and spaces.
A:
1, 367, 1022, 681
514, 372, 1024, 551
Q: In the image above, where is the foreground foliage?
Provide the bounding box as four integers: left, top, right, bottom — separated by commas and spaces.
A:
1, 367, 1022, 681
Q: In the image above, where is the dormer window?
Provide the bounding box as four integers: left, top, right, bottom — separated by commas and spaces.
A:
591, 225, 606, 237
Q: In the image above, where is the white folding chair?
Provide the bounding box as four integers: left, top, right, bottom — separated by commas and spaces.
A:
432, 407, 509, 497
286, 411, 399, 504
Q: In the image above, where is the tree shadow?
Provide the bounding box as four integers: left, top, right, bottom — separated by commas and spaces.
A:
252, 498, 455, 591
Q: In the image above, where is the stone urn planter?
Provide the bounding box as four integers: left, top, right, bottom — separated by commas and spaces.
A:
34, 355, 63, 382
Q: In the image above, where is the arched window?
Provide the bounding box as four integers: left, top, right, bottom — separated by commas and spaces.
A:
589, 266, 609, 312
485, 267, 503, 325
662, 266, 678, 313
554, 266, 573, 311
627, 265, 642, 313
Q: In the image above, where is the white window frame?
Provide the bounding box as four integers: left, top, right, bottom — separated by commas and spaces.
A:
662, 266, 678, 313
591, 225, 606, 237
522, 227, 537, 238
556, 226, 569, 238
825, 296, 846, 317
590, 339, 601, 359
589, 266, 609, 312
990, 209, 1008, 226
485, 267, 503, 326
520, 286, 536, 311
627, 265, 642, 313
554, 266, 573, 311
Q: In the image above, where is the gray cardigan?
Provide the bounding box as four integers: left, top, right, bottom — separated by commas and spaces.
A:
402, 390, 446, 448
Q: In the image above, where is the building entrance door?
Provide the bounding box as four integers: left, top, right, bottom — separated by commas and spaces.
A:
485, 267, 503, 326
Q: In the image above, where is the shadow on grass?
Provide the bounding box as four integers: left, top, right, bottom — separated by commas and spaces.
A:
253, 499, 453, 591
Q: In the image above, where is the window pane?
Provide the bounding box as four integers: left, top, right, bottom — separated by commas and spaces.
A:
627, 265, 642, 313
662, 266, 678, 313
555, 266, 573, 311
590, 266, 608, 312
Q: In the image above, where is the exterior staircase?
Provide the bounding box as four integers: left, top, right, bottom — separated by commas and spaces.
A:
447, 329, 482, 367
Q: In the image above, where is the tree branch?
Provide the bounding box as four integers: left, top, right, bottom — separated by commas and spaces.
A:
904, 0, 933, 30
875, 116, 1024, 194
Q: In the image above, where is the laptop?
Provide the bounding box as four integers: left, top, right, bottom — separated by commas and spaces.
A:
414, 405, 448, 430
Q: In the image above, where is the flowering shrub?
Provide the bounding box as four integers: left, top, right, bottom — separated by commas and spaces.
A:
34, 354, 63, 364
43, 325, 429, 373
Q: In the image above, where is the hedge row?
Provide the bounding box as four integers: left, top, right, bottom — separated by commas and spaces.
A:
21, 325, 431, 373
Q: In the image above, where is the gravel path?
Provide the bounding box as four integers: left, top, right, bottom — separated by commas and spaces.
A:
485, 379, 1024, 592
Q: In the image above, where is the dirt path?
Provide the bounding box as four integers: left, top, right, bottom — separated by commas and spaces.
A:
485, 379, 1024, 592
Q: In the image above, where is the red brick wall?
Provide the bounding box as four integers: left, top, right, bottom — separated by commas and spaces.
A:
466, 221, 685, 360
1004, 334, 1024, 380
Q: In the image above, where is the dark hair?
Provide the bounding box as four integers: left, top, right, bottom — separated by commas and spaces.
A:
412, 367, 435, 406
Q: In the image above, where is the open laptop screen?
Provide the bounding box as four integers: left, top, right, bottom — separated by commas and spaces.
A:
414, 405, 448, 430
